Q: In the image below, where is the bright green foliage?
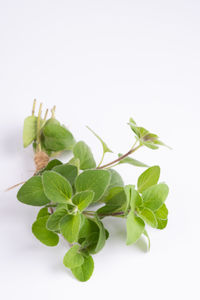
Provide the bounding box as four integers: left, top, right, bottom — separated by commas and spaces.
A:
126, 212, 145, 245
63, 245, 84, 269
75, 169, 111, 202
118, 153, 148, 167
60, 214, 81, 243
142, 183, 169, 211
137, 166, 160, 193
73, 141, 96, 170
87, 126, 112, 154
53, 163, 78, 186
32, 216, 59, 246
42, 121, 76, 151
42, 171, 72, 203
18, 104, 170, 282
46, 208, 68, 231
72, 191, 94, 212
17, 176, 50, 206
71, 255, 94, 282
23, 116, 37, 147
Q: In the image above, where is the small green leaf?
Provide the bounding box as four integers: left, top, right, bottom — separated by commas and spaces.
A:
71, 255, 94, 282
86, 126, 112, 154
23, 116, 37, 147
17, 176, 50, 206
37, 207, 50, 219
142, 183, 169, 211
63, 245, 84, 269
46, 208, 68, 231
75, 170, 111, 202
138, 208, 158, 228
73, 141, 96, 170
92, 217, 106, 253
32, 216, 59, 246
60, 214, 81, 243
126, 212, 145, 245
107, 169, 124, 190
97, 187, 126, 216
43, 122, 76, 151
72, 191, 94, 212
137, 166, 160, 193
68, 157, 80, 170
118, 153, 148, 168
53, 164, 78, 186
155, 203, 168, 219
156, 218, 168, 229
42, 171, 72, 203
38, 159, 62, 174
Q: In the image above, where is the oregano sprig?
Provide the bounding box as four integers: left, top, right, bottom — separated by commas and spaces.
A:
15, 100, 170, 282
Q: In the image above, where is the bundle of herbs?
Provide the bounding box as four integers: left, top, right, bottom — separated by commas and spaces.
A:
16, 100, 169, 282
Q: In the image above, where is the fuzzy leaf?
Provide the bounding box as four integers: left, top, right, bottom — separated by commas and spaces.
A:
17, 176, 50, 206
63, 245, 84, 269
46, 208, 68, 231
53, 163, 78, 186
126, 212, 145, 245
71, 255, 94, 282
23, 116, 37, 147
60, 214, 81, 243
139, 208, 158, 228
75, 170, 111, 202
42, 171, 72, 203
142, 183, 169, 211
137, 166, 160, 193
118, 154, 148, 168
72, 191, 94, 212
32, 216, 59, 246
73, 141, 96, 170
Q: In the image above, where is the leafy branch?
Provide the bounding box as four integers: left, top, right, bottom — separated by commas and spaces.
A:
14, 100, 170, 282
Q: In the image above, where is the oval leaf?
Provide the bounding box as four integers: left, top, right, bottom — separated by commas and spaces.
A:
63, 245, 84, 269
60, 214, 81, 243
32, 216, 59, 246
73, 141, 96, 170
71, 255, 94, 282
137, 166, 160, 193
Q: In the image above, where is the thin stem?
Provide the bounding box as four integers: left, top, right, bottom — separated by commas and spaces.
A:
36, 103, 43, 152
97, 152, 105, 168
51, 105, 56, 118
43, 109, 48, 123
32, 99, 36, 116
97, 144, 142, 169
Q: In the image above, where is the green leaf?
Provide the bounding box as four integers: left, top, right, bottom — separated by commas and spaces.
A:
71, 255, 94, 282
63, 245, 84, 269
23, 116, 37, 147
138, 208, 158, 228
126, 212, 145, 245
78, 216, 99, 240
53, 164, 78, 186
68, 157, 80, 170
60, 214, 81, 243
86, 126, 112, 154
43, 122, 76, 151
73, 141, 96, 170
75, 170, 111, 202
32, 216, 59, 246
97, 187, 126, 216
46, 208, 68, 231
137, 166, 160, 193
37, 207, 50, 219
42, 171, 72, 203
108, 169, 124, 190
39, 159, 62, 174
72, 191, 94, 212
142, 183, 169, 211
125, 186, 142, 211
155, 204, 168, 230
156, 218, 168, 230
91, 217, 106, 253
118, 153, 148, 168
17, 176, 50, 206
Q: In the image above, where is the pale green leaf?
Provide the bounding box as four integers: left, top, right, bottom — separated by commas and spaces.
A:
46, 208, 68, 231
42, 171, 72, 203
75, 170, 111, 202
32, 216, 59, 246
17, 176, 50, 206
23, 116, 37, 147
63, 245, 84, 269
71, 255, 94, 282
37, 207, 50, 219
86, 126, 112, 154
72, 191, 94, 212
53, 163, 78, 186
137, 166, 160, 193
126, 212, 145, 245
139, 208, 158, 228
73, 141, 96, 170
142, 183, 169, 211
118, 153, 148, 168
60, 214, 81, 243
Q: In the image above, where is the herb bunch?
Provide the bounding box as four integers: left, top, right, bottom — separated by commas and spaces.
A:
17, 100, 169, 282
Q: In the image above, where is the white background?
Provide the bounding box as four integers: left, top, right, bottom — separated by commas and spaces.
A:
0, 0, 200, 299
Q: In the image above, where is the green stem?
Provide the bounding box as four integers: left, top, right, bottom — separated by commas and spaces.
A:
32, 99, 36, 116
36, 103, 43, 152
97, 144, 142, 170
97, 152, 105, 168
